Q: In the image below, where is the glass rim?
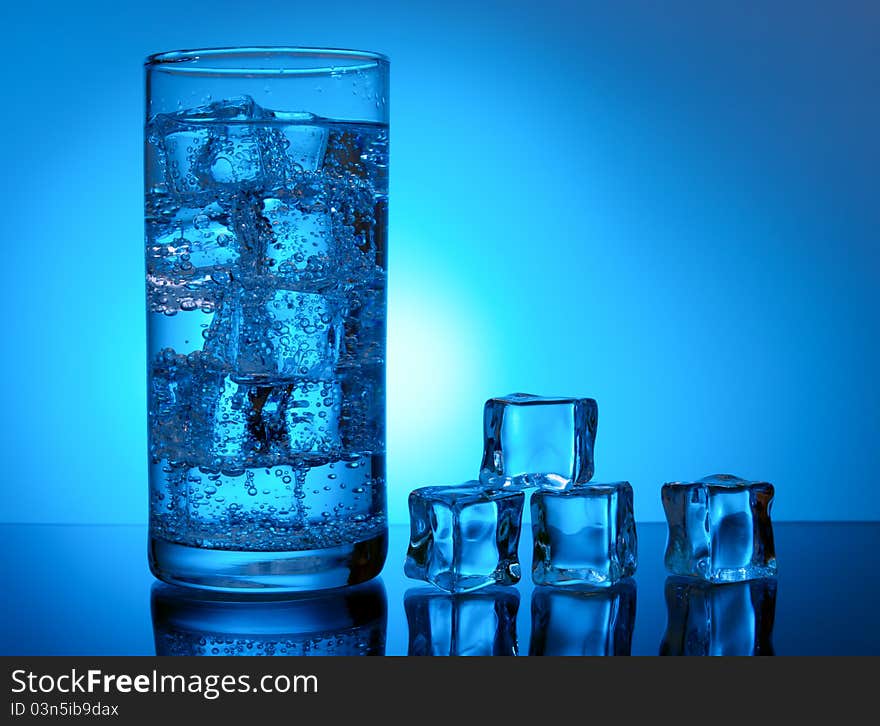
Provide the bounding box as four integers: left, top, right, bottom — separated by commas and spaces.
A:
145, 46, 389, 77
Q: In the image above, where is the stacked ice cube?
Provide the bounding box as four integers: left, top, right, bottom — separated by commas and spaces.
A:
405, 393, 638, 593
403, 392, 779, 656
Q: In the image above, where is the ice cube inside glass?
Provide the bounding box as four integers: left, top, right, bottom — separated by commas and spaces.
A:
480, 393, 597, 490
662, 474, 777, 583
531, 482, 637, 587
405, 483, 524, 593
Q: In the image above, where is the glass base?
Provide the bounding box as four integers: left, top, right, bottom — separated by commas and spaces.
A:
149, 530, 387, 592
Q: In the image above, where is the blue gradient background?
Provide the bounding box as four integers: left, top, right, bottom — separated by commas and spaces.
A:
2, 1, 877, 525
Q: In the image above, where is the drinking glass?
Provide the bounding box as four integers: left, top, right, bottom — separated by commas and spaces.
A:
145, 47, 388, 590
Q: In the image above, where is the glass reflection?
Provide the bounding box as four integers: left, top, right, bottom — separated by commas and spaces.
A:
151, 579, 387, 656
404, 587, 519, 656
660, 576, 776, 656
529, 579, 637, 656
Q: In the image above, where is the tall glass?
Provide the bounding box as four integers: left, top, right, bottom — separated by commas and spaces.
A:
145, 48, 388, 591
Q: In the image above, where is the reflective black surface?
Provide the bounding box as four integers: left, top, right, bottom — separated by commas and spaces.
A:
2, 522, 878, 655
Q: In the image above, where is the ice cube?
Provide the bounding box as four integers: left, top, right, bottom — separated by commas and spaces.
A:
257, 189, 384, 289
480, 393, 598, 490
660, 577, 776, 656
662, 474, 777, 582
147, 201, 239, 276
251, 287, 343, 382
276, 120, 329, 175
151, 350, 342, 471
531, 482, 637, 587
153, 124, 212, 200
404, 587, 519, 656
405, 483, 524, 593
149, 97, 279, 202
195, 373, 251, 470
198, 377, 342, 470
206, 285, 344, 383
260, 196, 334, 284
529, 580, 636, 656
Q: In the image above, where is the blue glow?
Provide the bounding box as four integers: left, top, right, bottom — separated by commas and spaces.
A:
2, 2, 878, 525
